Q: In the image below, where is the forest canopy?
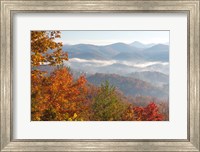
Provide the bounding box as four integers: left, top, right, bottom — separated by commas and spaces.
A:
31, 31, 168, 121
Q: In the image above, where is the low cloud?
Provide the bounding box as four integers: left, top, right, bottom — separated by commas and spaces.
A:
68, 58, 116, 66
67, 58, 169, 68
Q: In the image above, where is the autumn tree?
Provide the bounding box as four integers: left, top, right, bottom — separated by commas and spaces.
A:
31, 31, 166, 121
31, 31, 90, 121
122, 104, 135, 121
133, 102, 164, 121
31, 31, 68, 67
92, 81, 127, 121
31, 68, 89, 121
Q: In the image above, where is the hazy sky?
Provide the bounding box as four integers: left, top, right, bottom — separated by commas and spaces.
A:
58, 31, 169, 45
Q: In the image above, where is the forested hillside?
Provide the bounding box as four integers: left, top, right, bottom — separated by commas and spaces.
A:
31, 31, 169, 121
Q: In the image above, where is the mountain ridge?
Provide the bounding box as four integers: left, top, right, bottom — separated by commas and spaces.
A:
130, 41, 155, 48
87, 73, 168, 99
62, 42, 169, 62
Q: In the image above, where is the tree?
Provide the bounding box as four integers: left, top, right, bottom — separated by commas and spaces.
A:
31, 31, 68, 67
30, 31, 166, 121
92, 81, 127, 121
133, 102, 164, 121
31, 31, 89, 121
31, 68, 89, 121
122, 104, 135, 121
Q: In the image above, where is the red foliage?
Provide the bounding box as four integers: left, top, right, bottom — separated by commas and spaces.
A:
134, 102, 164, 121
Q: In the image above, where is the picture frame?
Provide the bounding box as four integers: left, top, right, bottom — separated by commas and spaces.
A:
0, 0, 199, 151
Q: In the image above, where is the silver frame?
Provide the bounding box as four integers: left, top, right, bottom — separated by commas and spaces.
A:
1, 0, 199, 151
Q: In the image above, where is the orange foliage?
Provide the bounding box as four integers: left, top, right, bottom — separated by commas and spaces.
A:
31, 30, 167, 121
31, 69, 165, 121
31, 31, 68, 66
31, 68, 88, 121
122, 105, 135, 121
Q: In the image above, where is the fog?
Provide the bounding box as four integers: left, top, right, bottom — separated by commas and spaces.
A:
64, 58, 169, 75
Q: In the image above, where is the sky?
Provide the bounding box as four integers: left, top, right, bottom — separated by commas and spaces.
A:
56, 31, 169, 46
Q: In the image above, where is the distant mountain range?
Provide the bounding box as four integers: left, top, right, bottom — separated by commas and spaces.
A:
62, 42, 169, 62
61, 41, 169, 75
127, 71, 169, 86
87, 73, 168, 99
130, 41, 155, 49
40, 41, 169, 101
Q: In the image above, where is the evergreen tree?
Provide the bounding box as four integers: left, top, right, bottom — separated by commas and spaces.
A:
92, 81, 126, 121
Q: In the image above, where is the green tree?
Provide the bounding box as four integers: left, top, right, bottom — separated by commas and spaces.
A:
92, 81, 127, 121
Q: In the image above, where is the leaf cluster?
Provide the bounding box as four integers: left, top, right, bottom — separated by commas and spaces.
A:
31, 31, 68, 66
